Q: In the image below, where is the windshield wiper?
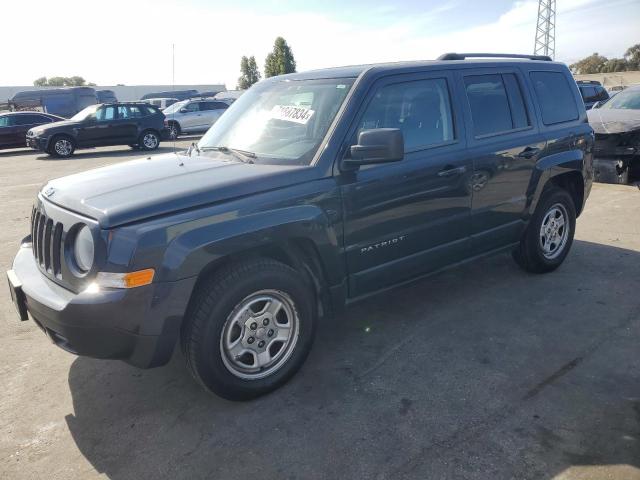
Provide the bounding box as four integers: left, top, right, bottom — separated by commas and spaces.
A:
200, 146, 256, 164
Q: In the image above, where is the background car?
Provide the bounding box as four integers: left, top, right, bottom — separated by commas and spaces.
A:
0, 111, 64, 150
577, 80, 610, 109
26, 102, 168, 157
163, 98, 229, 139
140, 90, 199, 101
588, 85, 640, 184
10, 87, 97, 118
144, 97, 179, 111
96, 89, 118, 103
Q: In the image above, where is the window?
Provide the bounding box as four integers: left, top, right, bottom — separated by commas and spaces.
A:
141, 105, 157, 116
183, 102, 199, 113
117, 106, 130, 118
0, 116, 9, 127
580, 86, 597, 102
357, 78, 454, 151
594, 86, 609, 101
96, 106, 116, 121
530, 71, 579, 125
128, 105, 144, 117
464, 73, 530, 137
15, 114, 51, 125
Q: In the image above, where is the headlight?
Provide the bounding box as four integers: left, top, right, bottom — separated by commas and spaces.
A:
73, 225, 94, 272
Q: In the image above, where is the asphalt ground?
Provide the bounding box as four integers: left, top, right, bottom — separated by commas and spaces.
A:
1, 143, 639, 479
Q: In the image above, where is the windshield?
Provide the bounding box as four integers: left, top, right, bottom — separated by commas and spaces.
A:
198, 78, 355, 165
70, 104, 99, 121
163, 100, 188, 115
600, 89, 640, 110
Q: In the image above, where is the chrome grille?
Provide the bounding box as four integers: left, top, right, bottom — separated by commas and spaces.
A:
31, 206, 63, 276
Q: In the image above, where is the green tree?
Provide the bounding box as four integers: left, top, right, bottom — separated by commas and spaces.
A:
33, 76, 48, 87
624, 43, 640, 70
264, 37, 296, 78
32, 76, 91, 87
67, 76, 87, 86
601, 58, 629, 73
237, 55, 261, 89
570, 53, 609, 74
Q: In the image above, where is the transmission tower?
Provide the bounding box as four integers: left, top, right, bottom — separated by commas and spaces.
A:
534, 0, 556, 59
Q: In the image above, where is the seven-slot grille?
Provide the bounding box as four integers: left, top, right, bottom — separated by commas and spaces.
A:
31, 206, 64, 277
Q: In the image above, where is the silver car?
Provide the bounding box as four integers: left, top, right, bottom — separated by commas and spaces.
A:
163, 99, 229, 139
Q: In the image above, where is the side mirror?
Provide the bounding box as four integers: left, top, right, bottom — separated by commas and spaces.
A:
343, 128, 404, 168
179, 108, 188, 113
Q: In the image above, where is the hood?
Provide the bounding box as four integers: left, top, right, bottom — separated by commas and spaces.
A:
587, 108, 640, 134
30, 119, 82, 135
41, 153, 313, 228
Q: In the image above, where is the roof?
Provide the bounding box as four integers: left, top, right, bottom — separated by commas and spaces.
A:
270, 54, 562, 82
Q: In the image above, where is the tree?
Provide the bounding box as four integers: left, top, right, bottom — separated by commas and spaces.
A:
237, 55, 261, 89
264, 37, 296, 78
624, 43, 640, 70
601, 58, 629, 73
569, 53, 609, 74
31, 76, 92, 87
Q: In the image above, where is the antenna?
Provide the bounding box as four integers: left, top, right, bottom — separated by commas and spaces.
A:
172, 43, 177, 156
534, 0, 556, 59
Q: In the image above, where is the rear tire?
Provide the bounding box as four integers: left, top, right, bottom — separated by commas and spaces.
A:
181, 258, 317, 401
512, 186, 576, 273
48, 135, 75, 158
138, 130, 160, 151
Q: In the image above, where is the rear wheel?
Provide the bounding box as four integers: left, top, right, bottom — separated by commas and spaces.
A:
48, 135, 75, 158
181, 258, 316, 400
138, 130, 160, 151
512, 186, 576, 273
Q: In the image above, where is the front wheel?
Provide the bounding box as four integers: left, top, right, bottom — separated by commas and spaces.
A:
181, 258, 316, 400
138, 130, 160, 151
48, 135, 75, 158
512, 186, 576, 273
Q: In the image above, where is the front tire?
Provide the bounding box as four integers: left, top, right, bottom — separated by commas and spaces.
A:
48, 135, 75, 158
138, 130, 160, 151
181, 258, 316, 400
513, 186, 576, 273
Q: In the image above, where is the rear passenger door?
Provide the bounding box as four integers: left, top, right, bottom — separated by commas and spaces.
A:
457, 68, 545, 255
116, 105, 144, 143
341, 71, 473, 298
179, 102, 202, 132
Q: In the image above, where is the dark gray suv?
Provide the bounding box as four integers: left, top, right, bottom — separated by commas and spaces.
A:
8, 53, 593, 400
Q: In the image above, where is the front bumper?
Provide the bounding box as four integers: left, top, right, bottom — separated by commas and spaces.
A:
26, 136, 48, 151
9, 244, 196, 368
593, 155, 638, 184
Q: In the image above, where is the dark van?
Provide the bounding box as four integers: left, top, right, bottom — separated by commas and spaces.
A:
96, 90, 118, 103
8, 53, 593, 401
141, 90, 199, 101
11, 87, 97, 118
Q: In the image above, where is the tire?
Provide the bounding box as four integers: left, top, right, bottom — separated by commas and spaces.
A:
167, 121, 180, 140
594, 159, 629, 185
512, 186, 576, 273
138, 130, 160, 151
48, 135, 75, 158
181, 258, 317, 400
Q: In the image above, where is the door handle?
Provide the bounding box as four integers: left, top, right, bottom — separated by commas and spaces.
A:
516, 147, 540, 159
437, 165, 466, 177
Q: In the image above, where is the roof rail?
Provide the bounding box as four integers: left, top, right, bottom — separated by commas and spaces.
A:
437, 53, 552, 62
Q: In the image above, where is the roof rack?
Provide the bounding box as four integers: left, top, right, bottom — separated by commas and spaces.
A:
576, 80, 601, 85
438, 53, 552, 62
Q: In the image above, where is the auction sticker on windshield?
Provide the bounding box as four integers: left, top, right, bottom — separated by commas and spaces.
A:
270, 105, 315, 124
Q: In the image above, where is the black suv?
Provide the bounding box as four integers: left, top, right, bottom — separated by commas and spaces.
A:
577, 80, 609, 110
26, 102, 168, 157
0, 112, 64, 150
8, 53, 593, 400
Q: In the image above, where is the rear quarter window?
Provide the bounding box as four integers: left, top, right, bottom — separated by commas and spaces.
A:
530, 71, 579, 125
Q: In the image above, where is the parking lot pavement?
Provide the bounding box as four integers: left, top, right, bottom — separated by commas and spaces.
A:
0, 145, 639, 480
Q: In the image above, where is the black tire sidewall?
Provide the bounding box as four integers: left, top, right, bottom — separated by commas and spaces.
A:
526, 187, 576, 270
188, 263, 316, 400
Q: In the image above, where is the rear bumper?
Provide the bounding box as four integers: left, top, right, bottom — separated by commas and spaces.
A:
159, 127, 171, 141
11, 244, 196, 368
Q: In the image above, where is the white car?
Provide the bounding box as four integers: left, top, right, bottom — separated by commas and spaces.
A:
144, 97, 179, 111
162, 98, 230, 138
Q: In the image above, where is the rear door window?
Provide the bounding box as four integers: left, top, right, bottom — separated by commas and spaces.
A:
464, 73, 530, 137
357, 77, 455, 151
183, 102, 199, 112
530, 71, 579, 125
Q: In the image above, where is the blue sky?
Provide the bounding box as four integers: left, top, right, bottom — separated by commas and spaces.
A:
2, 0, 639, 88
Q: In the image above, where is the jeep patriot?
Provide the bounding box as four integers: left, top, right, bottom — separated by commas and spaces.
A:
7, 53, 594, 400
